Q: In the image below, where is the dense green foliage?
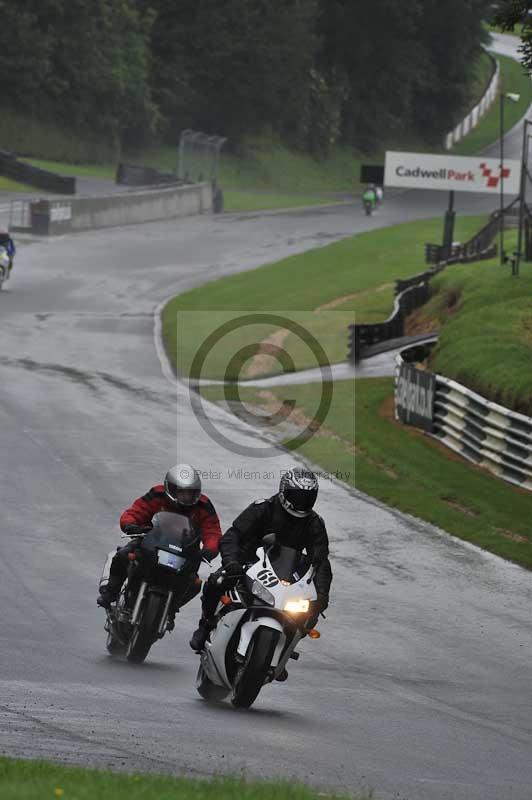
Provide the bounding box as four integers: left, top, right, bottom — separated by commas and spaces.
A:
494, 0, 532, 70
1, 0, 492, 161
0, 0, 155, 159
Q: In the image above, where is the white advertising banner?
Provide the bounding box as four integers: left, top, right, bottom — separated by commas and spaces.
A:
384, 151, 520, 195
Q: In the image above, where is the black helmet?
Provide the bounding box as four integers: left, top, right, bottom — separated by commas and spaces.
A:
279, 467, 318, 518
164, 463, 201, 506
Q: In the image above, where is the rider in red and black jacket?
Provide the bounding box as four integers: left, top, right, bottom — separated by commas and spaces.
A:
97, 464, 222, 608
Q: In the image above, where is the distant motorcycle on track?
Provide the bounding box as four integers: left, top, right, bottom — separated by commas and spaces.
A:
361, 185, 383, 216
196, 534, 323, 709
102, 512, 211, 663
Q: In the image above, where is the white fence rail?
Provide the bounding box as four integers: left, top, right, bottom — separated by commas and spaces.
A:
444, 52, 500, 150
395, 352, 532, 491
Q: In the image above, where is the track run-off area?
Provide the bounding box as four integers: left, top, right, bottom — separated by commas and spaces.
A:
1, 33, 532, 800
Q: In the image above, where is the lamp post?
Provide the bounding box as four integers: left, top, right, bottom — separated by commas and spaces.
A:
515, 118, 532, 276
500, 91, 521, 265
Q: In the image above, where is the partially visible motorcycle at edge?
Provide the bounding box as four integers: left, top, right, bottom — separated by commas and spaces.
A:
196, 534, 323, 709
101, 511, 211, 663
0, 246, 12, 290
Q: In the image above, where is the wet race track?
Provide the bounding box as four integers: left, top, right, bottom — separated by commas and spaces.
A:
2, 39, 532, 796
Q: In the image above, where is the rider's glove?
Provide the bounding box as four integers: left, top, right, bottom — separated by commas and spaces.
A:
316, 593, 329, 613
306, 595, 329, 629
223, 560, 244, 577
123, 523, 153, 536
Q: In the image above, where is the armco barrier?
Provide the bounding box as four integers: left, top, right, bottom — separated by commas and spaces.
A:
12, 182, 213, 235
0, 150, 75, 194
444, 51, 499, 150
394, 345, 532, 492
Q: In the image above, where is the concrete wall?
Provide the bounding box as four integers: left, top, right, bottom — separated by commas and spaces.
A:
29, 182, 213, 235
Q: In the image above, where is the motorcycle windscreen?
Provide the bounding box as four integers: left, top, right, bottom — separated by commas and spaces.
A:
267, 545, 312, 584
146, 511, 201, 556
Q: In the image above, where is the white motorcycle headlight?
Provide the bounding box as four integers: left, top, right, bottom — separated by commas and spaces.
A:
284, 599, 310, 614
251, 580, 275, 606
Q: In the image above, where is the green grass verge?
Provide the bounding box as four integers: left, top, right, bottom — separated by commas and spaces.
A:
417, 230, 532, 415
449, 54, 532, 155
25, 158, 115, 180
0, 176, 38, 192
200, 378, 532, 569
486, 23, 524, 36
0, 757, 359, 800
162, 215, 486, 380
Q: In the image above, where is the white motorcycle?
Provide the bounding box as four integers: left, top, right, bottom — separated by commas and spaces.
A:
196, 534, 322, 709
0, 246, 11, 290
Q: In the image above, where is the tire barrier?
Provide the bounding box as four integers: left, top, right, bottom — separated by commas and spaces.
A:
0, 150, 75, 194
444, 50, 499, 150
394, 345, 532, 492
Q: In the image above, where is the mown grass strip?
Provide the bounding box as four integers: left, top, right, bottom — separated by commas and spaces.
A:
200, 378, 532, 569
0, 757, 361, 800
162, 215, 486, 380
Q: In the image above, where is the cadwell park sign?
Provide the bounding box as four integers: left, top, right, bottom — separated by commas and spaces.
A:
384, 151, 520, 195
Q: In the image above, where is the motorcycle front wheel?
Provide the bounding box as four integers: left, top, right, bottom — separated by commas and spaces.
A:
196, 663, 229, 702
106, 629, 126, 657
231, 627, 280, 709
126, 592, 164, 664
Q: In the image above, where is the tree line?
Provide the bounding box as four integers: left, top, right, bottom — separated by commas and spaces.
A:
0, 0, 491, 159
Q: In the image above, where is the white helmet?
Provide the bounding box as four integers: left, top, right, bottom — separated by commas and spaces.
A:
164, 463, 201, 506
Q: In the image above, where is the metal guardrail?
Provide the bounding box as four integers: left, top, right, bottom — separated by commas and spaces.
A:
394, 347, 532, 492
348, 282, 430, 362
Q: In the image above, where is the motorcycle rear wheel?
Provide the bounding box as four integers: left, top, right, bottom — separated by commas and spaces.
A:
231, 627, 280, 709
126, 592, 164, 664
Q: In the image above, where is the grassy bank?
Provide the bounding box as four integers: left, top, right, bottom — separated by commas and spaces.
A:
0, 758, 359, 800
162, 215, 486, 380
200, 377, 532, 569
0, 109, 118, 164
449, 54, 532, 155
412, 230, 532, 415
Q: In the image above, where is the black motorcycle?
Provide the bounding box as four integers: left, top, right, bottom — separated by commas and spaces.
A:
104, 512, 206, 663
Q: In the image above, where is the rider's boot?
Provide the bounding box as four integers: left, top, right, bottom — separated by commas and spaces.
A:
97, 578, 122, 608
189, 617, 213, 651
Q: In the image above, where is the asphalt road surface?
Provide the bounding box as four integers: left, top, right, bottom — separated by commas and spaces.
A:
1, 36, 532, 800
